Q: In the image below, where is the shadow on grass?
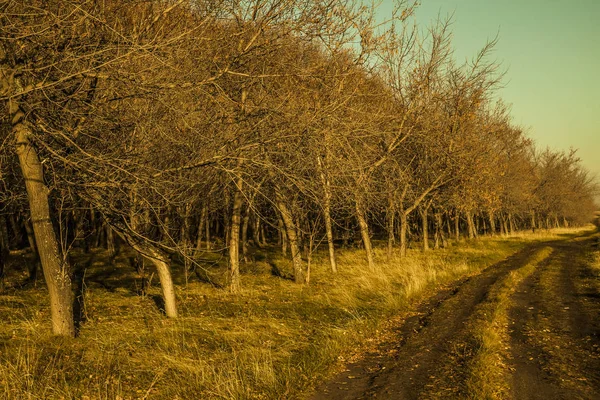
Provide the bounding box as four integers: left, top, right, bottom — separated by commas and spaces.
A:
73, 254, 96, 335
151, 294, 166, 316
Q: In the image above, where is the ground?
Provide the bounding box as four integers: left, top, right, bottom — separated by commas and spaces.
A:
1, 229, 597, 399
310, 231, 600, 399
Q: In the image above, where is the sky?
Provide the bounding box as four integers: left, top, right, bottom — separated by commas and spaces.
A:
377, 0, 600, 195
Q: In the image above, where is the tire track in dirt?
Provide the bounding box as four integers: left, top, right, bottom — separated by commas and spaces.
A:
309, 241, 553, 400
508, 234, 600, 399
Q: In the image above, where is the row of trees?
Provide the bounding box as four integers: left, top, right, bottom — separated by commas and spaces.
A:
0, 0, 597, 337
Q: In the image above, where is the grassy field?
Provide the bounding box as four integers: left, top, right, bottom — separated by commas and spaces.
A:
0, 228, 589, 399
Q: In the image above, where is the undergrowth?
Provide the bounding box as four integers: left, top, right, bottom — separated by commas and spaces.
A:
0, 228, 589, 399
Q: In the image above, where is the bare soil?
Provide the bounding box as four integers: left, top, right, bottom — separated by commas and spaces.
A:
309, 233, 600, 399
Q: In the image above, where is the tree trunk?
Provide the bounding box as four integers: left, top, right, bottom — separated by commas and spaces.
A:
278, 216, 287, 255
501, 216, 508, 236
196, 203, 207, 251
114, 227, 178, 317
342, 218, 350, 248
317, 155, 338, 273
355, 197, 375, 269
386, 190, 396, 261
23, 217, 40, 280
260, 223, 267, 247
445, 213, 452, 241
223, 193, 230, 248
488, 211, 496, 236
252, 213, 263, 249
387, 210, 395, 261
466, 210, 476, 239
419, 204, 430, 251
276, 193, 305, 283
399, 212, 408, 257
0, 216, 10, 289
241, 204, 250, 263
322, 200, 337, 273
228, 181, 243, 292
434, 211, 446, 249
106, 222, 116, 257
7, 213, 23, 249
205, 211, 211, 250
14, 115, 75, 337
454, 210, 460, 241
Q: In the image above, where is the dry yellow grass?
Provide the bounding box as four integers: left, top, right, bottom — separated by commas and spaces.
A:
0, 228, 587, 399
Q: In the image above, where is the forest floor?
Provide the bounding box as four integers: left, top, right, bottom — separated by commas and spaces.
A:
309, 230, 600, 399
0, 228, 597, 399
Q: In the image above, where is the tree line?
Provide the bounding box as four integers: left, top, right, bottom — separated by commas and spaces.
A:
0, 0, 597, 337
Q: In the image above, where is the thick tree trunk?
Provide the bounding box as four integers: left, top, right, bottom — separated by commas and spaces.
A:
14, 116, 75, 337
23, 217, 40, 280
276, 194, 305, 283
229, 182, 243, 292
355, 197, 375, 269
114, 227, 178, 317
150, 251, 177, 318
466, 210, 476, 239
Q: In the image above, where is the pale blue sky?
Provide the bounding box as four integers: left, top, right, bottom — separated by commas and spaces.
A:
377, 0, 600, 185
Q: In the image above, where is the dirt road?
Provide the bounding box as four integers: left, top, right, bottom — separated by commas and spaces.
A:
309, 232, 600, 399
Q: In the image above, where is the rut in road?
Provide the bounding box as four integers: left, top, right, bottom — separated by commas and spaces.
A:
508, 235, 600, 399
309, 234, 600, 400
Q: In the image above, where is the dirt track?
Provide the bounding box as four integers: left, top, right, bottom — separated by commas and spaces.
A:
309, 233, 600, 399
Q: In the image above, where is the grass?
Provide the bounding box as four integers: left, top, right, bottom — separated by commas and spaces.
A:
463, 246, 554, 400
0, 228, 589, 399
